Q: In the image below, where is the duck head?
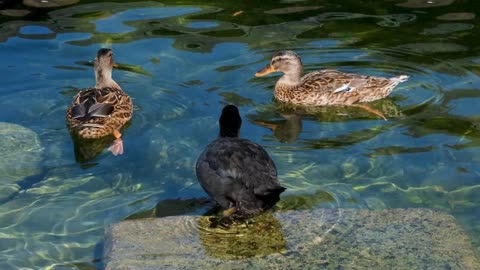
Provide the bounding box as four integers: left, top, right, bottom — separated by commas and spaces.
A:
219, 105, 242, 138
94, 48, 120, 89
255, 50, 303, 85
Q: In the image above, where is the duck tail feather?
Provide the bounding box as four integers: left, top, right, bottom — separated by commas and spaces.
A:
391, 75, 409, 83
88, 103, 114, 118
71, 103, 87, 119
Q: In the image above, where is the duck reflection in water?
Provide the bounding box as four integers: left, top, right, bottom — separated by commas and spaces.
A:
249, 98, 403, 144
70, 122, 131, 163
71, 135, 112, 163
252, 114, 303, 144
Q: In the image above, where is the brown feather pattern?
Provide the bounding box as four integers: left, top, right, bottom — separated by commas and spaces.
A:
275, 69, 408, 106
257, 51, 409, 106
66, 87, 133, 139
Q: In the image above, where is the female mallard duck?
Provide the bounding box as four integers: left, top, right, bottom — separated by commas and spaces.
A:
66, 48, 133, 156
255, 50, 409, 106
196, 105, 286, 219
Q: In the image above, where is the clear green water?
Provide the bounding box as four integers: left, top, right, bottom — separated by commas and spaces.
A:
0, 0, 479, 269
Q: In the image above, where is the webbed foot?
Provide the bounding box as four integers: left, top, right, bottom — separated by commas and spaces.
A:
108, 138, 123, 156
108, 130, 124, 156
355, 104, 387, 121
223, 207, 237, 217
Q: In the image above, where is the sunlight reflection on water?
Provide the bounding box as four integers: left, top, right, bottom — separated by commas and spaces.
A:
0, 0, 479, 268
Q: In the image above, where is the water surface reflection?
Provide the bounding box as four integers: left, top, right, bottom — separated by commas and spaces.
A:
0, 0, 479, 268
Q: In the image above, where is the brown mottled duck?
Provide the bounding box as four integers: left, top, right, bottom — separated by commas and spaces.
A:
196, 105, 286, 219
255, 50, 409, 107
66, 48, 133, 156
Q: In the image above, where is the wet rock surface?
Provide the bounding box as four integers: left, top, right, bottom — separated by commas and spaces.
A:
104, 208, 480, 270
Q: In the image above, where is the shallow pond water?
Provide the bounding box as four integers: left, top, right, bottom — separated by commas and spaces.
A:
0, 0, 479, 269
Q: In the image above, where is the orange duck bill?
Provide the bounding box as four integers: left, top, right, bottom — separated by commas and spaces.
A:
255, 64, 276, 77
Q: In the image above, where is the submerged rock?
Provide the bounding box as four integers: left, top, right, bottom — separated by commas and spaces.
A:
0, 9, 31, 17
421, 23, 474, 35
22, 0, 79, 8
396, 0, 455, 8
0, 122, 43, 200
264, 6, 323, 15
104, 208, 480, 269
394, 42, 468, 54
437, 12, 476, 21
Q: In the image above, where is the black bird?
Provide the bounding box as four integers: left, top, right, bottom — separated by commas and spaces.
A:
196, 105, 286, 219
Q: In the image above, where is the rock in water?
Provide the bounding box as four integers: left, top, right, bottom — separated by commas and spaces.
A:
0, 122, 43, 200
22, 0, 79, 8
104, 208, 480, 270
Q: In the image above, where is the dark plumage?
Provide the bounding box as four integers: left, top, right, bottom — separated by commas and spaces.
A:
70, 89, 114, 121
196, 105, 286, 219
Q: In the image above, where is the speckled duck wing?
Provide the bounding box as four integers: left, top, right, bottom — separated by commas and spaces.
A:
71, 94, 113, 119
298, 70, 399, 105
196, 138, 284, 204
66, 87, 133, 139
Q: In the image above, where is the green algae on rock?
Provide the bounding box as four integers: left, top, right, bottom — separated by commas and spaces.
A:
104, 208, 480, 270
198, 213, 287, 259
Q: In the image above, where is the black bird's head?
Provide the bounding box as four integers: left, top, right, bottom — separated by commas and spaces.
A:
219, 105, 242, 138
